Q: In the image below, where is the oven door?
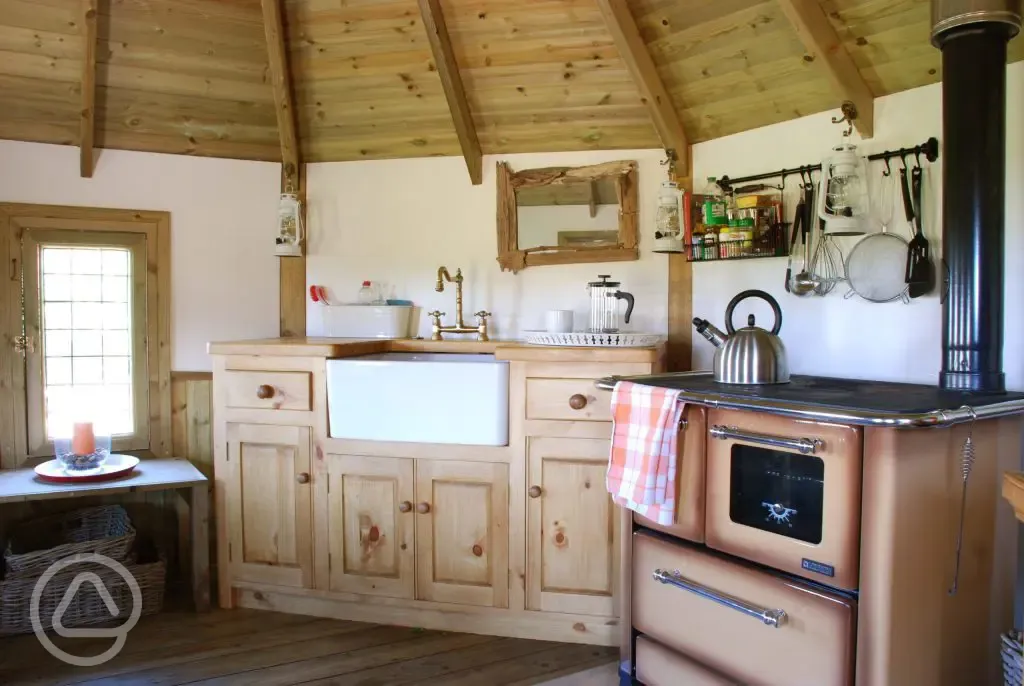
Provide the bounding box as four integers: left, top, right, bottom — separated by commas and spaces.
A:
705, 409, 862, 590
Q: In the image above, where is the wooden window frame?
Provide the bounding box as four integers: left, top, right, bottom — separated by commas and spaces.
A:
0, 204, 172, 469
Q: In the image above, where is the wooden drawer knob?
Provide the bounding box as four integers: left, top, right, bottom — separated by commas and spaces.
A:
568, 394, 588, 410
399, 501, 412, 513
417, 502, 431, 514
528, 486, 542, 498
472, 544, 483, 557
296, 472, 310, 484
256, 384, 275, 399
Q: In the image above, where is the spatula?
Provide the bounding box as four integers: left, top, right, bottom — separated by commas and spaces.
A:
905, 166, 932, 298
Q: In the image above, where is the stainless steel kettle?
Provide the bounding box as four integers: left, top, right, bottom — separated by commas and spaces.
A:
692, 290, 789, 385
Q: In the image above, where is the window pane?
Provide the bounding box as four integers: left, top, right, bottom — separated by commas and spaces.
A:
45, 330, 72, 357
72, 330, 103, 356
71, 248, 102, 274
46, 357, 72, 385
39, 240, 138, 440
43, 274, 71, 301
44, 302, 72, 329
43, 248, 72, 274
71, 274, 102, 302
102, 249, 129, 276
102, 276, 128, 302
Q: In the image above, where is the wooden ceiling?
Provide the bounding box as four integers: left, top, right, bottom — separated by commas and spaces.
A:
1, 0, 1020, 167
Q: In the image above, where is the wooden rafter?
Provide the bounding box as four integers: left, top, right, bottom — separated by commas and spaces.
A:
79, 0, 98, 178
595, 0, 688, 174
261, 0, 306, 337
776, 0, 875, 138
417, 0, 483, 185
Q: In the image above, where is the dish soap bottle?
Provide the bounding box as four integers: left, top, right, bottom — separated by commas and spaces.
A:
358, 281, 375, 305
702, 177, 728, 227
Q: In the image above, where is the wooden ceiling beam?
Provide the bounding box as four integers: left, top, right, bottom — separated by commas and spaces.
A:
417, 0, 483, 185
261, 0, 305, 338
776, 0, 875, 138
595, 0, 689, 174
79, 0, 98, 178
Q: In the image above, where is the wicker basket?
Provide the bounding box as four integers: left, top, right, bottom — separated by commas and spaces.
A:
0, 548, 166, 635
1002, 630, 1023, 686
3, 505, 135, 579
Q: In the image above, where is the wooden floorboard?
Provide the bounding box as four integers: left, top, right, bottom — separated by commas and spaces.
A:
0, 608, 617, 686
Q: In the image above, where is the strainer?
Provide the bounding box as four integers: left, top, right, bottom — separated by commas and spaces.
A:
844, 173, 909, 303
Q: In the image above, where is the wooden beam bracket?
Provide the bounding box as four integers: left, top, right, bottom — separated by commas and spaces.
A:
79, 0, 98, 178
417, 0, 483, 185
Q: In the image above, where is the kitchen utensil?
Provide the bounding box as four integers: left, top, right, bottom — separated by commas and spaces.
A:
587, 275, 634, 333
817, 142, 868, 235
906, 165, 933, 298
545, 309, 574, 333
783, 201, 802, 293
810, 182, 844, 296
948, 408, 977, 596
692, 289, 789, 385
845, 172, 909, 303
791, 183, 819, 296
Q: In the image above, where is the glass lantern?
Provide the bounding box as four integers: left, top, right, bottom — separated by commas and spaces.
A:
653, 179, 685, 253
276, 192, 304, 256
817, 142, 868, 236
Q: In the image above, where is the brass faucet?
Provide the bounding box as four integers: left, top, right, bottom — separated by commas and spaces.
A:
428, 266, 490, 341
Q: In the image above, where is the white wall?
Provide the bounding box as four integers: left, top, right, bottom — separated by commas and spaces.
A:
306, 150, 669, 340
691, 61, 1024, 389
0, 140, 282, 371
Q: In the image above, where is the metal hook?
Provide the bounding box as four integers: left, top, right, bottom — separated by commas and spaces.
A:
882, 157, 892, 177
915, 148, 923, 169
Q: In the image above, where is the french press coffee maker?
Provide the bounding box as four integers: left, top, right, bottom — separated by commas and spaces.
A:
587, 275, 635, 333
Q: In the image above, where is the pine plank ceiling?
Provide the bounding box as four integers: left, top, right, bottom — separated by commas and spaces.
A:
0, 0, 1020, 164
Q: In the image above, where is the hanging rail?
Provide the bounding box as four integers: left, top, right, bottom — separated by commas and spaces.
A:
716, 137, 939, 191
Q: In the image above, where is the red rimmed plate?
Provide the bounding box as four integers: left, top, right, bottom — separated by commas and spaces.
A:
34, 454, 141, 483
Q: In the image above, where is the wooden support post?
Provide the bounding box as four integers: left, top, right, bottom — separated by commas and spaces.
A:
79, 0, 98, 178
667, 148, 693, 372
417, 0, 483, 185
261, 0, 306, 337
776, 0, 875, 138
588, 181, 598, 218
595, 0, 689, 174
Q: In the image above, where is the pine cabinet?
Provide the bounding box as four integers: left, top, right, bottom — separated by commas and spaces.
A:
526, 436, 619, 617
325, 455, 509, 608
225, 423, 314, 588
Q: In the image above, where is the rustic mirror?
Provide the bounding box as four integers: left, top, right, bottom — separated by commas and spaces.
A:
496, 160, 638, 273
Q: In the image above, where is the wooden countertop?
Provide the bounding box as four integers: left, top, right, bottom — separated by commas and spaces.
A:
208, 337, 665, 364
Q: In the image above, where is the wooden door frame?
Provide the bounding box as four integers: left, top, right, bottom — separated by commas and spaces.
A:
0, 203, 172, 469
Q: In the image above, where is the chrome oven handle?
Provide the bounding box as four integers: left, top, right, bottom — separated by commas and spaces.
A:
652, 569, 787, 628
709, 425, 824, 455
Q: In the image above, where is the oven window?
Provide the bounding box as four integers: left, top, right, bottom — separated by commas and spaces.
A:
729, 444, 824, 544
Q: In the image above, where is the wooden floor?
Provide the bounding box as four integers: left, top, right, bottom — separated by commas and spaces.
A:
0, 608, 618, 685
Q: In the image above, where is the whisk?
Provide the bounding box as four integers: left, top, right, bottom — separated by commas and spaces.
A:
948, 407, 977, 596
809, 216, 844, 296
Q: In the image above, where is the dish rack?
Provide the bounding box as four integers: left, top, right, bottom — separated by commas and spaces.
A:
523, 331, 662, 348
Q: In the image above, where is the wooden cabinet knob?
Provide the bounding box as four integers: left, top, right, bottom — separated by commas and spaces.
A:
568, 394, 588, 410
399, 501, 412, 513
472, 544, 483, 557
257, 384, 275, 399
296, 472, 310, 484
528, 486, 542, 498
417, 502, 431, 514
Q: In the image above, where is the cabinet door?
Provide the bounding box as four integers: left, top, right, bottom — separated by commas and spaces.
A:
326, 454, 415, 599
527, 436, 619, 616
415, 460, 509, 608
225, 423, 313, 588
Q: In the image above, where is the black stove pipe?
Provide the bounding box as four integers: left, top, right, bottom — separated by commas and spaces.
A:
932, 0, 1021, 392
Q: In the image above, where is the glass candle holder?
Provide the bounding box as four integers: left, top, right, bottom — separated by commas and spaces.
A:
54, 422, 111, 475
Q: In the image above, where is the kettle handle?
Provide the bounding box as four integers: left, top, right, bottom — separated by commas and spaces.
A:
725, 290, 782, 335
614, 291, 635, 324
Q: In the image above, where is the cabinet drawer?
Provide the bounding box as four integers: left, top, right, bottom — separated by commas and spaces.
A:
224, 370, 312, 411
635, 636, 735, 686
633, 532, 855, 686
526, 378, 611, 422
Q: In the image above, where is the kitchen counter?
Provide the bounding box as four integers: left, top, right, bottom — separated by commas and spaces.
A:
208, 336, 665, 364
597, 371, 1024, 427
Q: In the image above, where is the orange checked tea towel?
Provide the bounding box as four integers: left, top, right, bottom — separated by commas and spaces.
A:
606, 381, 685, 526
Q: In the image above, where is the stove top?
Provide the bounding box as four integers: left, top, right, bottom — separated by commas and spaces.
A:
597, 373, 1024, 427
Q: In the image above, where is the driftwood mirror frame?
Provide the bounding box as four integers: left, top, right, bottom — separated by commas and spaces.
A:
496, 160, 639, 273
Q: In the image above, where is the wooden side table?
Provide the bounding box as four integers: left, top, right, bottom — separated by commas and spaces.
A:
0, 458, 210, 611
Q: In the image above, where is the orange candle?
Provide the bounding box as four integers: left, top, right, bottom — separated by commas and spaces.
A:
72, 422, 96, 456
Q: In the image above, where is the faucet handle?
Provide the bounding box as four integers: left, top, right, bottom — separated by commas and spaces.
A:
427, 310, 445, 321
474, 310, 491, 320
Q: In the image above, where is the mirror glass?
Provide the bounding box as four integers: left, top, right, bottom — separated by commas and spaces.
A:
515, 176, 620, 251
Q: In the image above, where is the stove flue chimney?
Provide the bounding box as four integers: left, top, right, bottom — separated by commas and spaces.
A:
933, 0, 1020, 392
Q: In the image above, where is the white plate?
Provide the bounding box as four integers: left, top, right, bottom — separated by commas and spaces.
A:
34, 454, 141, 483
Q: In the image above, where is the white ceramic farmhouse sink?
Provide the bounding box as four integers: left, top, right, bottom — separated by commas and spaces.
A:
326, 353, 509, 445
